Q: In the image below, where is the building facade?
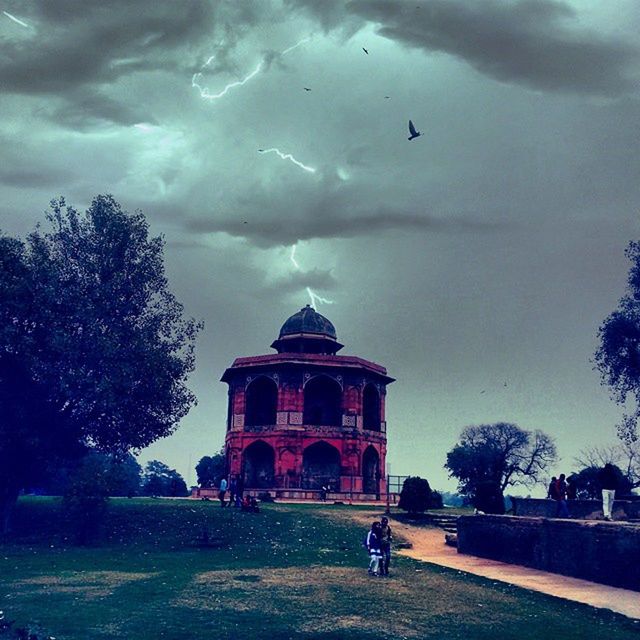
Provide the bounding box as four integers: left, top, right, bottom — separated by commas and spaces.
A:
222, 306, 394, 498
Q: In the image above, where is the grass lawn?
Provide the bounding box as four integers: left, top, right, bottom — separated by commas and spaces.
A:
1, 497, 639, 640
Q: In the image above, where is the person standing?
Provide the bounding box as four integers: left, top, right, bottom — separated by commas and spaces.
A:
379, 516, 393, 576
366, 522, 383, 576
229, 476, 237, 506
598, 463, 618, 521
555, 474, 569, 518
218, 476, 228, 507
547, 476, 558, 500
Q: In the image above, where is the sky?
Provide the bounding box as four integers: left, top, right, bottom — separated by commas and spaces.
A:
1, 0, 640, 493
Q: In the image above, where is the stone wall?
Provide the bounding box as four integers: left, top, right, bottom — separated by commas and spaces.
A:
510, 497, 640, 520
457, 515, 640, 591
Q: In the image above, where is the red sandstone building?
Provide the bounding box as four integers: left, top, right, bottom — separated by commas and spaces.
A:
222, 306, 394, 499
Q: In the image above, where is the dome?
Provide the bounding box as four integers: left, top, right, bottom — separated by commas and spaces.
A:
271, 305, 343, 354
278, 305, 337, 340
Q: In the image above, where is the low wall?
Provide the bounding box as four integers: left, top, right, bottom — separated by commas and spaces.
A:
511, 497, 640, 520
190, 487, 399, 504
457, 515, 640, 591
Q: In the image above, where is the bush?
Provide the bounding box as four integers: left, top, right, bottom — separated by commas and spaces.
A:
398, 477, 432, 514
429, 490, 444, 509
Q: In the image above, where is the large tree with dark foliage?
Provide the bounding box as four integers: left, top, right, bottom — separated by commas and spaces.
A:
195, 449, 226, 488
0, 195, 201, 532
142, 460, 189, 497
445, 423, 556, 514
595, 240, 640, 456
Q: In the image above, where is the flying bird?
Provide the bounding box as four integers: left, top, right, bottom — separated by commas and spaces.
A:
408, 120, 421, 141
304, 87, 311, 91
384, 96, 390, 99
362, 47, 369, 55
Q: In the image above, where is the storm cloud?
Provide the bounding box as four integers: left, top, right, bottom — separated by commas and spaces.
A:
292, 0, 639, 96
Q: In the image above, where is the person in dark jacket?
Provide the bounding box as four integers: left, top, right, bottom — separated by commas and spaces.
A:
555, 474, 569, 518
547, 477, 558, 499
598, 463, 618, 521
379, 516, 393, 576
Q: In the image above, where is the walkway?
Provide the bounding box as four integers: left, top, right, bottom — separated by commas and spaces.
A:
393, 520, 640, 620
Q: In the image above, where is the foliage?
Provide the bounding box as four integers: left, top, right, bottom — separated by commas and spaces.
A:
398, 476, 432, 514
429, 490, 444, 509
0, 195, 201, 532
195, 449, 226, 488
576, 442, 640, 490
142, 460, 188, 497
39, 451, 142, 497
445, 422, 556, 514
572, 465, 633, 500
594, 241, 640, 475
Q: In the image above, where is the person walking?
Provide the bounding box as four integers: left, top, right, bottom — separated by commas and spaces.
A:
379, 516, 393, 576
366, 521, 383, 576
598, 463, 618, 521
218, 476, 228, 507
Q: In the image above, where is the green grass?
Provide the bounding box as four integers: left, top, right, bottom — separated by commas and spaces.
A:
1, 497, 639, 640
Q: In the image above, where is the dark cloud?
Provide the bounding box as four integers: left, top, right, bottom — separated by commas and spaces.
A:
0, 2, 215, 93
45, 89, 158, 129
0, 167, 70, 188
292, 0, 639, 96
185, 206, 501, 247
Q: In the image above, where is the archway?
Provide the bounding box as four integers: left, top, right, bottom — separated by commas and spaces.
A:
302, 441, 341, 490
362, 445, 380, 495
362, 384, 381, 431
303, 376, 342, 426
242, 440, 275, 488
245, 377, 277, 426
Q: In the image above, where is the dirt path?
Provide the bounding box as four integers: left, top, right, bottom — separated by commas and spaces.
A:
333, 509, 640, 620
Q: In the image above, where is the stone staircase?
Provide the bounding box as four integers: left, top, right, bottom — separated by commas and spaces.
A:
417, 513, 459, 533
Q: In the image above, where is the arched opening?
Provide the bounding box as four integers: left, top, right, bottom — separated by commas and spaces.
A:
242, 441, 275, 488
302, 441, 341, 490
362, 446, 380, 495
303, 376, 342, 426
363, 384, 381, 431
245, 377, 277, 426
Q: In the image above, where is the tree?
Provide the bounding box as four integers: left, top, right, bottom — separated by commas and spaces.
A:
595, 240, 640, 474
195, 449, 226, 488
39, 451, 142, 497
142, 460, 189, 497
398, 476, 432, 514
445, 423, 556, 514
572, 465, 633, 500
0, 195, 201, 532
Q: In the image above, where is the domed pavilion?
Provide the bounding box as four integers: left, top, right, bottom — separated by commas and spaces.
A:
222, 305, 394, 500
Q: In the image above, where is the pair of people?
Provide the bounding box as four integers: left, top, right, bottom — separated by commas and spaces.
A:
547, 474, 569, 518
365, 516, 392, 576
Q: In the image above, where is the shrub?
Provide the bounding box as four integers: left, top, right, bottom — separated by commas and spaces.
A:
398, 477, 432, 514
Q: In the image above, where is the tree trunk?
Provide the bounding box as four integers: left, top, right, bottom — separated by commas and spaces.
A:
0, 483, 19, 536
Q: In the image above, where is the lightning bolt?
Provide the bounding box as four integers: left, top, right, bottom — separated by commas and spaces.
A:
3, 11, 29, 28
290, 246, 334, 311
259, 148, 316, 174
192, 61, 263, 100
192, 37, 310, 102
